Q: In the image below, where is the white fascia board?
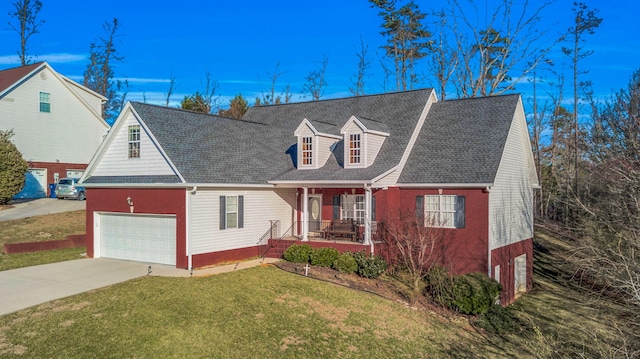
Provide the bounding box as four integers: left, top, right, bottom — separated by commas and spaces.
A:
128, 105, 186, 183
294, 118, 317, 136
82, 182, 276, 189
340, 115, 364, 134
317, 132, 342, 140
365, 129, 390, 137
397, 183, 494, 189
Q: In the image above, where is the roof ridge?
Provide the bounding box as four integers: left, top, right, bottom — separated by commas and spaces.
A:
253, 88, 434, 108
438, 93, 520, 103
130, 101, 269, 126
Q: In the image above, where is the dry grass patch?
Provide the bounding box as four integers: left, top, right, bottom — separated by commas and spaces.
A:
0, 210, 85, 245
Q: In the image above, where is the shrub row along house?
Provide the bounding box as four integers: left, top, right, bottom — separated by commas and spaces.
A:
0, 62, 109, 198
81, 88, 538, 304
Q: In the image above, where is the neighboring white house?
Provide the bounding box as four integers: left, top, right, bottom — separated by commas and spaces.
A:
0, 62, 109, 198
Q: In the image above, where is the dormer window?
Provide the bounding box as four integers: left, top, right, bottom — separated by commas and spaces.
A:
349, 134, 361, 164
302, 136, 313, 166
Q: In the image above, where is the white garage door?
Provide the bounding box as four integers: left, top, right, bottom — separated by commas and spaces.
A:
99, 213, 176, 265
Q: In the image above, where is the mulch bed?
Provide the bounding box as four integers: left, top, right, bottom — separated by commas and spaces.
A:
273, 261, 446, 315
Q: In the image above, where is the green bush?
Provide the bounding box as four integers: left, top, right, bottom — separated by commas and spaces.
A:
0, 130, 28, 204
451, 273, 501, 315
332, 252, 357, 274
353, 251, 387, 278
310, 247, 339, 267
283, 244, 313, 263
425, 266, 454, 307
474, 304, 521, 334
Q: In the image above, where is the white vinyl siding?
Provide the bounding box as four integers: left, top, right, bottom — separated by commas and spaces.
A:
489, 99, 535, 250
188, 188, 296, 254
317, 135, 337, 167
90, 111, 176, 176
0, 66, 108, 164
366, 133, 386, 167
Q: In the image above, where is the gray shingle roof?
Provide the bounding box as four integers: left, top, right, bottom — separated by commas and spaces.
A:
398, 94, 520, 184
129, 103, 292, 184
242, 89, 434, 182
84, 90, 520, 187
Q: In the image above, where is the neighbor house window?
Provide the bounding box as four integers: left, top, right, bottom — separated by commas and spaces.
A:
220, 195, 244, 230
128, 125, 141, 158
349, 134, 361, 164
39, 92, 50, 112
419, 195, 465, 228
341, 194, 365, 224
302, 136, 313, 166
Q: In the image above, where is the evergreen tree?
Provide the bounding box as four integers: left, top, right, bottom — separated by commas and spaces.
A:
0, 130, 28, 204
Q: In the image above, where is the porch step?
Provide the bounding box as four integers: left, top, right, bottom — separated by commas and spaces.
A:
263, 239, 295, 259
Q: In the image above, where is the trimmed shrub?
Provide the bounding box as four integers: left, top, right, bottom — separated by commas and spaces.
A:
310, 247, 339, 267
451, 273, 501, 315
283, 244, 313, 263
353, 251, 387, 279
332, 252, 357, 274
474, 304, 521, 334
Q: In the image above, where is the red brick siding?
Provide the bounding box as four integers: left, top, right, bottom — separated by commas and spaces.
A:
85, 188, 188, 268
27, 161, 88, 196
491, 238, 533, 305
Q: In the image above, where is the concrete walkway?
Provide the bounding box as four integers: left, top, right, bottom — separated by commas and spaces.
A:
0, 257, 279, 316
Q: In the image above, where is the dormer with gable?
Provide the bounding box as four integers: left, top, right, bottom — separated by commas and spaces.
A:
340, 115, 390, 169
294, 118, 341, 170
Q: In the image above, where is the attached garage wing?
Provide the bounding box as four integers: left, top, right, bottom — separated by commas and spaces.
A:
98, 213, 176, 265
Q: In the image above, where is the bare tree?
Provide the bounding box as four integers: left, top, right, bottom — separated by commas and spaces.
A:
440, 0, 559, 98
302, 54, 329, 101
428, 9, 457, 100
164, 74, 176, 107
7, 0, 43, 65
256, 61, 292, 106
349, 37, 370, 96
380, 215, 447, 304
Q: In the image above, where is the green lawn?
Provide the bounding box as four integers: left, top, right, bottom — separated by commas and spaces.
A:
0, 210, 86, 271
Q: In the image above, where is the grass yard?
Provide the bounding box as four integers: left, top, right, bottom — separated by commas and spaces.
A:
0, 210, 86, 271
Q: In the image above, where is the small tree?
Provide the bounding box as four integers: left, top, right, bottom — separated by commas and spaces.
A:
0, 130, 28, 204
381, 215, 447, 304
218, 94, 249, 119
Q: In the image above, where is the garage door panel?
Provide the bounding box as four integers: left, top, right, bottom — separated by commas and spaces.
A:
100, 214, 176, 265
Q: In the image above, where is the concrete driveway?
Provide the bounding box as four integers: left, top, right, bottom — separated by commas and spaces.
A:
0, 198, 85, 222
0, 258, 181, 316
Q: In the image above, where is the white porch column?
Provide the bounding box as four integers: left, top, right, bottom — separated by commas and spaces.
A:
302, 187, 309, 241
364, 185, 372, 245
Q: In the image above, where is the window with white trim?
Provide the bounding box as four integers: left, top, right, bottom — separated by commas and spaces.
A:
39, 92, 50, 112
220, 195, 244, 230
341, 194, 365, 224
419, 195, 465, 228
128, 125, 140, 158
349, 133, 361, 164
302, 136, 313, 166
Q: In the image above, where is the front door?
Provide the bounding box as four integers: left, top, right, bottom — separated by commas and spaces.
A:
308, 195, 322, 233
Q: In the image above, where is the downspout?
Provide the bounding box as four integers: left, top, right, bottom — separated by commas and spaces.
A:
187, 186, 197, 270
364, 184, 374, 255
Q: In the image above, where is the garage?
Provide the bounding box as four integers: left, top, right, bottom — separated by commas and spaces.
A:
99, 213, 176, 265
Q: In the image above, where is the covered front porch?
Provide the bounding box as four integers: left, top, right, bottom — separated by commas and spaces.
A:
260, 183, 387, 259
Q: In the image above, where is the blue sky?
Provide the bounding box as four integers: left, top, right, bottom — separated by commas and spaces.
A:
1, 0, 639, 113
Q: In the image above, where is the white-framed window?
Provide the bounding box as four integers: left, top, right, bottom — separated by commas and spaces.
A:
349, 133, 361, 164
226, 196, 238, 228
220, 195, 244, 230
418, 195, 465, 228
302, 136, 313, 166
39, 92, 50, 112
341, 194, 365, 224
128, 125, 141, 158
